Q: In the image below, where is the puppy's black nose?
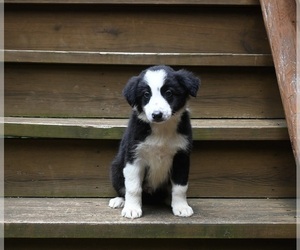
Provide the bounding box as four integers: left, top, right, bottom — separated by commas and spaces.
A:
152, 111, 163, 122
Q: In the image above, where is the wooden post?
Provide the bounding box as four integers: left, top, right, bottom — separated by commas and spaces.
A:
260, 0, 298, 164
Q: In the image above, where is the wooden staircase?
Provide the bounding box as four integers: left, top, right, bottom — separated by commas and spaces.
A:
4, 0, 296, 249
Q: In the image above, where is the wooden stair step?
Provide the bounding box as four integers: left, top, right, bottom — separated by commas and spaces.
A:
4, 0, 260, 5
5, 50, 273, 66
5, 198, 296, 239
4, 117, 289, 140
5, 4, 270, 55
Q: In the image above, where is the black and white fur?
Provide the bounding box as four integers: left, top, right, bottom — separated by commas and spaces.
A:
109, 65, 200, 219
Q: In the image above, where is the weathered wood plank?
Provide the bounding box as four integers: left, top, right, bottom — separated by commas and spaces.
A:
4, 118, 127, 140
4, 198, 296, 239
260, 0, 298, 164
192, 119, 288, 140
4, 64, 284, 119
4, 117, 289, 140
4, 50, 273, 66
4, 4, 270, 54
4, 0, 260, 5
4, 139, 296, 198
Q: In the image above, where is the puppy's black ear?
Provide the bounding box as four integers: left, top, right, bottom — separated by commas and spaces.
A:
122, 76, 139, 107
176, 69, 200, 97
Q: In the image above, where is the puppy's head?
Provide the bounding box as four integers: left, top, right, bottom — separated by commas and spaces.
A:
123, 65, 200, 123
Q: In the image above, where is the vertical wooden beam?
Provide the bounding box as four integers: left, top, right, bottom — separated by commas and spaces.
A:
260, 0, 298, 163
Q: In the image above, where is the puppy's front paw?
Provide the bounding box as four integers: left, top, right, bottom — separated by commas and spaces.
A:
122, 205, 142, 219
172, 204, 194, 217
109, 197, 125, 208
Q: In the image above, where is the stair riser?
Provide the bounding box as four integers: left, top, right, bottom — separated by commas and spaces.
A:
5, 64, 284, 119
4, 238, 297, 250
5, 139, 296, 198
5, 5, 270, 54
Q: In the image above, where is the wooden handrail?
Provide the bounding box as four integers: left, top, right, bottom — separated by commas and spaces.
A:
260, 0, 298, 164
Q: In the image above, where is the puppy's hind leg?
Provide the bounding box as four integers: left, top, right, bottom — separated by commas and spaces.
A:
109, 197, 125, 209
109, 153, 126, 209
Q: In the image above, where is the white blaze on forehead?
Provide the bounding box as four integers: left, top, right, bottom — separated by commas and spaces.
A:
143, 69, 172, 122
144, 69, 167, 90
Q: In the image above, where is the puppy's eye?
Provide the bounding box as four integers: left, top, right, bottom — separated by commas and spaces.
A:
165, 90, 173, 97
144, 91, 150, 99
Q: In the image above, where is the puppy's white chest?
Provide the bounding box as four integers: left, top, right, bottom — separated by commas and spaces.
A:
136, 131, 188, 190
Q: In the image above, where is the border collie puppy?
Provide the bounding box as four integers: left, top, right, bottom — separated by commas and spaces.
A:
109, 65, 200, 219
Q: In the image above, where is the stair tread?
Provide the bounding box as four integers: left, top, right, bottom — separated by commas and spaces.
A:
4, 117, 288, 140
5, 198, 296, 239
5, 50, 273, 66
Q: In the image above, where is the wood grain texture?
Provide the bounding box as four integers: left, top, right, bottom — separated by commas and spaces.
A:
260, 0, 298, 163
4, 50, 273, 66
4, 64, 284, 119
4, 4, 270, 54
4, 139, 296, 198
4, 198, 296, 238
4, 117, 289, 140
